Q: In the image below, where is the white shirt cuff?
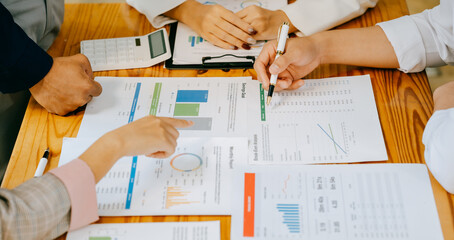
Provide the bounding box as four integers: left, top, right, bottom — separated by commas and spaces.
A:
377, 16, 427, 73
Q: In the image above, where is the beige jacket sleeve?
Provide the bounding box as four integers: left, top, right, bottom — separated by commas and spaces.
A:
282, 0, 378, 36
0, 174, 71, 240
126, 0, 185, 28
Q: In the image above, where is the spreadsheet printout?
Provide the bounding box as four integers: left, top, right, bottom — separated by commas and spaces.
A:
67, 221, 221, 240
247, 75, 387, 164
231, 164, 443, 240
77, 75, 386, 164
59, 137, 247, 216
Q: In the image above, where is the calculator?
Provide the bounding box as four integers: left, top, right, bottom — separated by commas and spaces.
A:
80, 28, 171, 71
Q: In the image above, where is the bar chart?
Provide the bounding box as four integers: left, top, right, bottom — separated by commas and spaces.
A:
233, 164, 443, 240
60, 137, 248, 216
165, 186, 200, 209
276, 204, 301, 234
188, 36, 204, 47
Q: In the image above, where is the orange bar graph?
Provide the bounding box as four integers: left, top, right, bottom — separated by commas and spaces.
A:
165, 186, 199, 209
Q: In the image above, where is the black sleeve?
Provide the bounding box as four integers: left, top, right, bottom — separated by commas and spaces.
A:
0, 3, 53, 93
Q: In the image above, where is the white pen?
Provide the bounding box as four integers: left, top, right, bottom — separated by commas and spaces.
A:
267, 22, 290, 105
34, 148, 49, 177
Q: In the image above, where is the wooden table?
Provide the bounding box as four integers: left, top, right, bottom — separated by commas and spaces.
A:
2, 0, 453, 239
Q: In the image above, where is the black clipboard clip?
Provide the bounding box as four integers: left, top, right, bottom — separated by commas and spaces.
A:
202, 54, 255, 68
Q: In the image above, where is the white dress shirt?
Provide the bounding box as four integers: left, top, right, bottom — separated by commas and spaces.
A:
126, 0, 378, 36
422, 108, 454, 194
378, 0, 454, 194
377, 0, 453, 73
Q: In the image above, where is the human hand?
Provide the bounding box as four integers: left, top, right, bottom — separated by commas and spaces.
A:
254, 37, 321, 91
236, 6, 296, 40
80, 116, 193, 182
109, 116, 194, 159
166, 0, 257, 50
433, 80, 454, 111
29, 54, 102, 115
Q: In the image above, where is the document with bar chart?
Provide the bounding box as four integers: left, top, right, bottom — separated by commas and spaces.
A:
67, 221, 221, 240
247, 75, 387, 164
77, 77, 251, 139
231, 164, 443, 240
172, 0, 286, 64
59, 137, 247, 216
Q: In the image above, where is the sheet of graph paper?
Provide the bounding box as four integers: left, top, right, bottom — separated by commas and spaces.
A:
172, 0, 287, 64
231, 164, 443, 240
59, 137, 247, 216
67, 221, 220, 240
247, 75, 388, 164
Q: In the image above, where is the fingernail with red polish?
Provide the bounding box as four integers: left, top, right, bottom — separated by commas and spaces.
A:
242, 43, 251, 50
247, 38, 257, 44
249, 28, 257, 35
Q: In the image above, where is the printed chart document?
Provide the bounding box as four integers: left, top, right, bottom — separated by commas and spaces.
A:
247, 75, 387, 164
66, 221, 220, 240
231, 164, 443, 240
172, 0, 287, 64
77, 77, 251, 139
59, 137, 247, 216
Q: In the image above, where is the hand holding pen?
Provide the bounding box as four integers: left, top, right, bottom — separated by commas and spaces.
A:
267, 22, 290, 105
255, 30, 324, 96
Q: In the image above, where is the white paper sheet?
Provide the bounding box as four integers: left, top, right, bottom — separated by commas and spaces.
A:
59, 137, 247, 216
77, 77, 252, 139
172, 0, 287, 64
66, 221, 221, 240
247, 75, 388, 164
231, 164, 443, 240
78, 75, 387, 164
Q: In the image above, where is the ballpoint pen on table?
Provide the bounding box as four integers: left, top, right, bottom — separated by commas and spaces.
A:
34, 148, 49, 177
267, 22, 290, 105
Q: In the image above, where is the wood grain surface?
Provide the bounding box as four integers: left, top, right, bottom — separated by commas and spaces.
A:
2, 0, 453, 239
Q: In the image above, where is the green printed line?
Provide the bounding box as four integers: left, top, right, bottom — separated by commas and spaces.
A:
89, 237, 111, 240
149, 82, 162, 115
260, 84, 266, 121
329, 124, 338, 154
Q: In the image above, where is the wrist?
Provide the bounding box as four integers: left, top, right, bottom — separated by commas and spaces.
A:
307, 32, 327, 65
165, 0, 201, 24
275, 10, 297, 33
79, 132, 125, 182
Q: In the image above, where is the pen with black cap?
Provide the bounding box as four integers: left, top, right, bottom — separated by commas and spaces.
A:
34, 148, 49, 177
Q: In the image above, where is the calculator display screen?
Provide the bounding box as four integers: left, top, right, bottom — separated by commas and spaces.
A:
148, 30, 166, 58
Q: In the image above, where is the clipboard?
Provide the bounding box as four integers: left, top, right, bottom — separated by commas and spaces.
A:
165, 23, 255, 70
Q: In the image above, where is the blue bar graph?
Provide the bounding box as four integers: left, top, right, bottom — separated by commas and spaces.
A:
188, 36, 204, 47
176, 90, 208, 103
125, 83, 141, 209
277, 204, 301, 233
125, 156, 138, 209
128, 83, 141, 123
